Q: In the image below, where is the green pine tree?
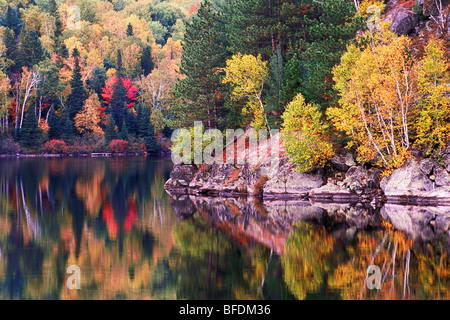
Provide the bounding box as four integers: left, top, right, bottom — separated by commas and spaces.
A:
125, 109, 138, 136
61, 111, 75, 144
172, 0, 229, 129
104, 116, 118, 144
139, 107, 159, 154
19, 107, 42, 150
141, 46, 154, 76
67, 48, 87, 121
294, 0, 363, 110
126, 23, 134, 37
17, 29, 45, 69
3, 27, 18, 75
48, 107, 62, 140
119, 119, 129, 141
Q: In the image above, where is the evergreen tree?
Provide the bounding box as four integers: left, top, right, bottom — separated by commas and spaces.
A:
67, 48, 87, 121
290, 0, 363, 110
104, 116, 118, 144
109, 50, 128, 131
87, 67, 107, 99
0, 5, 23, 35
61, 111, 75, 143
119, 119, 129, 141
125, 109, 138, 136
19, 107, 42, 149
48, 106, 62, 139
49, 0, 62, 39
139, 107, 159, 153
224, 0, 307, 60
126, 23, 134, 37
172, 0, 229, 129
3, 28, 18, 75
17, 29, 45, 69
265, 46, 284, 127
110, 77, 128, 132
141, 46, 154, 76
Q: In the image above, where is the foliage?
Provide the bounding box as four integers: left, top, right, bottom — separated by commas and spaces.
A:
413, 39, 450, 154
172, 0, 229, 129
328, 28, 414, 168
282, 94, 334, 172
44, 139, 67, 154
223, 53, 270, 131
74, 91, 103, 136
109, 139, 129, 153
19, 106, 43, 150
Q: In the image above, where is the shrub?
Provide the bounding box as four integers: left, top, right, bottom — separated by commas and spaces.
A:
282, 94, 334, 172
109, 139, 129, 153
0, 138, 21, 154
44, 140, 68, 154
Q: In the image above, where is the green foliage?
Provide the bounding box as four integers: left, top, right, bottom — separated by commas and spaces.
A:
281, 94, 334, 172
141, 46, 154, 76
19, 106, 42, 150
67, 48, 87, 121
17, 29, 45, 69
293, 0, 363, 110
138, 106, 159, 153
48, 107, 62, 140
172, 0, 229, 130
104, 115, 118, 144
119, 119, 129, 141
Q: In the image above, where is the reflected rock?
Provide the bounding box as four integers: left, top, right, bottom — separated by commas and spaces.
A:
380, 204, 450, 240
170, 195, 196, 220
164, 164, 198, 193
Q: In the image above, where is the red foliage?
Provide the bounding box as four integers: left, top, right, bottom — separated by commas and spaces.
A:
124, 199, 138, 231
109, 139, 129, 153
188, 3, 200, 15
101, 77, 138, 110
103, 202, 118, 239
44, 140, 68, 154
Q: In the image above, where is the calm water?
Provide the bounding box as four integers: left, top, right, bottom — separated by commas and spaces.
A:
0, 157, 449, 300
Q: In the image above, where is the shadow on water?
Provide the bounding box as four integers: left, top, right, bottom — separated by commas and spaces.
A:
0, 157, 450, 300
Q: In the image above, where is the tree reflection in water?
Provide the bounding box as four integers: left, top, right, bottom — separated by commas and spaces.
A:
0, 158, 450, 300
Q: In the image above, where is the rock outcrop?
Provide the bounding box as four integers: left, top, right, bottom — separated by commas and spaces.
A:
385, 7, 419, 35
309, 166, 383, 203
165, 155, 325, 199
380, 157, 450, 204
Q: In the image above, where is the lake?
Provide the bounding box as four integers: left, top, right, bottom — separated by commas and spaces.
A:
0, 157, 449, 300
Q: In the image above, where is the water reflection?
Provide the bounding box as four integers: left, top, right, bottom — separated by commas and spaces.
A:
0, 158, 450, 300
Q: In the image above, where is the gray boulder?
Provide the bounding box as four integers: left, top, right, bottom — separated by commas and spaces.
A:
433, 165, 450, 187
331, 150, 356, 172
380, 158, 434, 198
385, 8, 418, 35
164, 164, 198, 190
262, 156, 324, 196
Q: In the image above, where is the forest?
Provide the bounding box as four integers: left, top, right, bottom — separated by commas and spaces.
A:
0, 0, 449, 173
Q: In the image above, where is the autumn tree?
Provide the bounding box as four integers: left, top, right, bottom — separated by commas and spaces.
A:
413, 39, 450, 153
282, 94, 334, 172
74, 91, 103, 136
328, 28, 414, 168
223, 53, 270, 132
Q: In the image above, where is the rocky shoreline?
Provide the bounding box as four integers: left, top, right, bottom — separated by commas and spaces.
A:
164, 149, 450, 206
